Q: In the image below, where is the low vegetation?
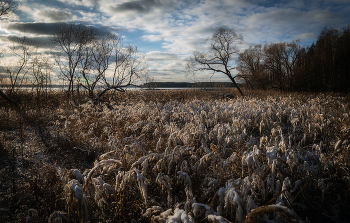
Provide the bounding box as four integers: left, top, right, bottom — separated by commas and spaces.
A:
0, 89, 349, 222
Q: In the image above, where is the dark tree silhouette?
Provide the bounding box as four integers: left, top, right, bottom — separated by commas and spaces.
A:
294, 26, 350, 93
188, 28, 244, 96
52, 24, 97, 98
237, 45, 267, 90
0, 0, 19, 107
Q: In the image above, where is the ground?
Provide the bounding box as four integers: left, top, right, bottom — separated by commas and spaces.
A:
0, 89, 349, 222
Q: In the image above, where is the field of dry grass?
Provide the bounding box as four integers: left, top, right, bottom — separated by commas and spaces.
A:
0, 89, 349, 223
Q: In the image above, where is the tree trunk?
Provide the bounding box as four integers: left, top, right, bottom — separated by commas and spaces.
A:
228, 75, 244, 96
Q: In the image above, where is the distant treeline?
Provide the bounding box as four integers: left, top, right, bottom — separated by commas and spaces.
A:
2, 82, 240, 90
237, 25, 350, 93
1, 84, 67, 89
142, 82, 241, 88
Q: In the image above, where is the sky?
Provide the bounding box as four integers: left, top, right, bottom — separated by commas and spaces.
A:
1, 0, 350, 83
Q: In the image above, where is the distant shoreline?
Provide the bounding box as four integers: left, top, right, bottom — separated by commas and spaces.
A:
1, 82, 240, 90
142, 82, 240, 88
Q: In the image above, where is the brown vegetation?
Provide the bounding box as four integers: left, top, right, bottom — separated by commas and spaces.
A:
0, 89, 349, 222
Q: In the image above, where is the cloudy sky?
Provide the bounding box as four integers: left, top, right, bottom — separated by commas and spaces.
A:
1, 0, 350, 82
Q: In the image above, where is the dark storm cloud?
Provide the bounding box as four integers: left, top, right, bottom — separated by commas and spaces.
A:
38, 10, 74, 22
6, 23, 69, 35
4, 35, 52, 47
6, 22, 122, 36
115, 0, 163, 13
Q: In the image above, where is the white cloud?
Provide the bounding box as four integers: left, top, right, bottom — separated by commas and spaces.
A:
56, 0, 99, 8
145, 51, 189, 81
2, 0, 350, 82
81, 0, 350, 81
76, 10, 105, 24
295, 32, 317, 41
145, 51, 178, 61
18, 5, 76, 23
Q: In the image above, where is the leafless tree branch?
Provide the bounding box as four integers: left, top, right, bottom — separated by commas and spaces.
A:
187, 28, 244, 96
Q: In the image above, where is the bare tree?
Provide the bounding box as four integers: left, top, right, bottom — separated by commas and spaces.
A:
0, 0, 17, 17
97, 42, 147, 99
0, 0, 19, 106
281, 41, 303, 89
76, 33, 147, 100
52, 24, 97, 98
237, 45, 267, 90
78, 34, 115, 98
77, 40, 96, 98
188, 28, 244, 96
263, 41, 303, 91
31, 51, 52, 101
4, 36, 31, 96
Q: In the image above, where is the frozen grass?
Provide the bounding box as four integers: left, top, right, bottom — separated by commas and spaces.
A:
0, 89, 349, 222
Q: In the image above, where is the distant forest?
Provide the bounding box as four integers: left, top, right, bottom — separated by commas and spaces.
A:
142, 82, 241, 88
237, 26, 350, 93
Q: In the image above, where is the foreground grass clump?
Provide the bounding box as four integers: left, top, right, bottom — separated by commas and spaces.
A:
0, 90, 349, 222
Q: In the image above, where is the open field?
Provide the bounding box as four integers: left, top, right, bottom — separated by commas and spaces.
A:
0, 89, 349, 222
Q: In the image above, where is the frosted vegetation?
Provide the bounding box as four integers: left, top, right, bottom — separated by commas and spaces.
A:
1, 91, 349, 222
59, 93, 349, 222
